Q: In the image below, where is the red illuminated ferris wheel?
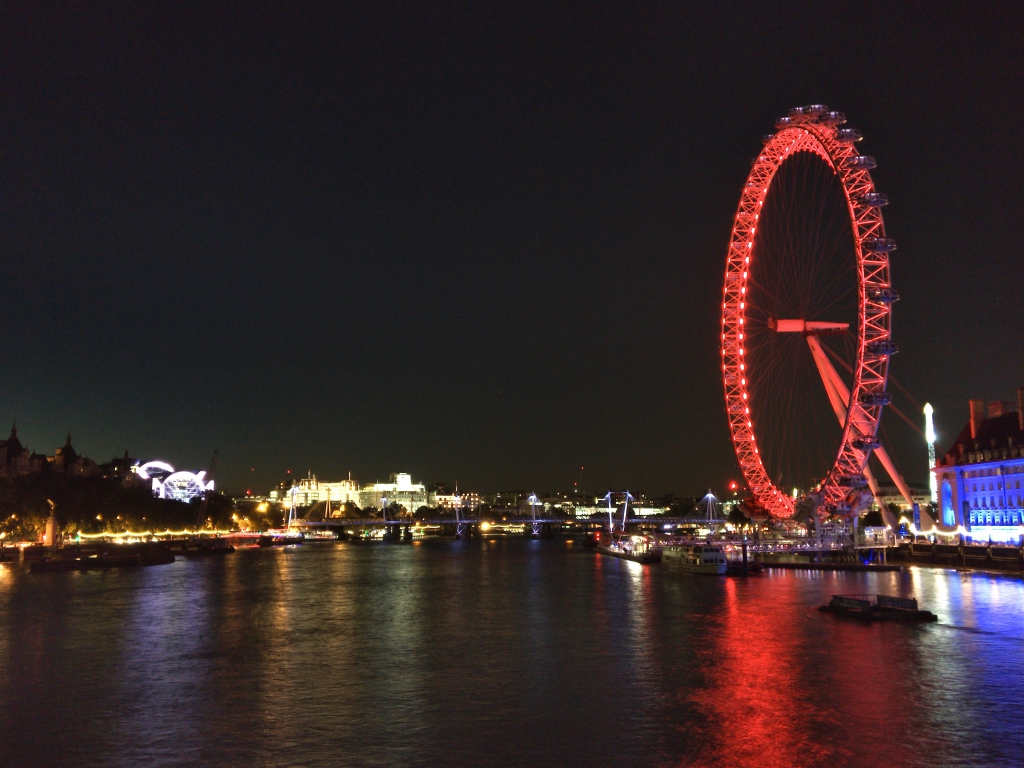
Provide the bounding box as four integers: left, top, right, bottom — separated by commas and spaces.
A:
721, 105, 903, 520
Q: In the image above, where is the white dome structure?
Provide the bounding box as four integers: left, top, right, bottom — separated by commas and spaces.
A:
136, 461, 214, 502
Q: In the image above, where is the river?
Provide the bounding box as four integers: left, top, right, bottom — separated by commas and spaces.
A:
1, 538, 1021, 767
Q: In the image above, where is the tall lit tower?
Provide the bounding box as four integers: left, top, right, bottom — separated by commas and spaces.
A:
924, 403, 937, 503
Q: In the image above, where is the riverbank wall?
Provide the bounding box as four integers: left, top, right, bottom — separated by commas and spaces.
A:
888, 542, 1024, 573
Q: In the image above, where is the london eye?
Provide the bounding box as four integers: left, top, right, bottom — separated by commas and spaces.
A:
721, 105, 901, 521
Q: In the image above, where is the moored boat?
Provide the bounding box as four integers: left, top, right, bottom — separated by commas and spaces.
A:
595, 534, 662, 564
819, 594, 937, 622
593, 491, 661, 563
31, 549, 176, 572
662, 543, 727, 574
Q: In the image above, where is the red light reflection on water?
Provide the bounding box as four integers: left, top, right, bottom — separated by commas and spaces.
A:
695, 577, 826, 767
684, 575, 913, 768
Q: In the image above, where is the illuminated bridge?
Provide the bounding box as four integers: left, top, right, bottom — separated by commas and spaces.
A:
293, 517, 866, 554
295, 516, 721, 539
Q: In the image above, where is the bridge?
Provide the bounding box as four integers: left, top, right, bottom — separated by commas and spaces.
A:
294, 515, 728, 540
293, 515, 868, 556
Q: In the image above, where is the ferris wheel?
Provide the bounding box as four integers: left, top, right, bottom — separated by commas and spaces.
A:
721, 105, 907, 521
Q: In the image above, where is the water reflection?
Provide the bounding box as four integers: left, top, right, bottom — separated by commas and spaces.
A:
0, 546, 1021, 767
693, 574, 837, 767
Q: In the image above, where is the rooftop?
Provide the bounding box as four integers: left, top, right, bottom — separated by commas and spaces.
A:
938, 411, 1024, 467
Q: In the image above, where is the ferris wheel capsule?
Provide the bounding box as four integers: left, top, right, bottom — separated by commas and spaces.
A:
858, 192, 888, 207
851, 437, 882, 451
867, 286, 900, 303
836, 128, 863, 143
865, 340, 899, 356
845, 155, 876, 169
858, 391, 892, 407
862, 237, 897, 252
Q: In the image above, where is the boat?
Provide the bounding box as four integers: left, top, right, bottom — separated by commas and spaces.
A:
662, 543, 728, 574
258, 529, 305, 547
596, 534, 662, 564
725, 560, 763, 575
819, 594, 937, 622
593, 491, 661, 563
302, 529, 338, 542
31, 550, 176, 572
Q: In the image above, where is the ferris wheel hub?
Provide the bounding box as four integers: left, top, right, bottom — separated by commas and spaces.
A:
767, 317, 850, 336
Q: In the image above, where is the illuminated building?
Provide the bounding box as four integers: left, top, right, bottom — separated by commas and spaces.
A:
269, 472, 432, 514
434, 491, 481, 511
932, 389, 1024, 541
359, 473, 429, 514
270, 474, 361, 507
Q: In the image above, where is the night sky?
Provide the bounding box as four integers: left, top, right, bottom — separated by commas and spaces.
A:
2, 3, 1022, 495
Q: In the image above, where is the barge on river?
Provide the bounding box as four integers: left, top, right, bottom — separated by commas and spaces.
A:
819, 594, 937, 622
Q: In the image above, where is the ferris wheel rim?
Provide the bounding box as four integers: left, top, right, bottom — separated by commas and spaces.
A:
721, 108, 894, 520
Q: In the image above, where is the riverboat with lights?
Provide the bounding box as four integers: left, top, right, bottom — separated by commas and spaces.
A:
661, 543, 728, 574
595, 534, 661, 564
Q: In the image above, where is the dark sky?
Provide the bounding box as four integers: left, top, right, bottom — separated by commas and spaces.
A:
2, 2, 1022, 495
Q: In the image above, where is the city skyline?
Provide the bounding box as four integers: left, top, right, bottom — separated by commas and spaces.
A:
2, 5, 1022, 494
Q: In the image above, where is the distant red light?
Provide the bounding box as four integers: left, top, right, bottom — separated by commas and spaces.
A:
729, 481, 738, 491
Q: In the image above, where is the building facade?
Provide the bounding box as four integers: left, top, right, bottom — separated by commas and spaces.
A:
359, 473, 429, 514
0, 426, 98, 478
873, 484, 931, 512
932, 391, 1024, 542
433, 492, 481, 511
270, 474, 362, 508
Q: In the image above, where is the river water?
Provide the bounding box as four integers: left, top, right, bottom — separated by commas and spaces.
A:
1, 538, 1022, 767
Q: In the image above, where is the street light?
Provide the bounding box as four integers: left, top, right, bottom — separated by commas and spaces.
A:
924, 403, 937, 503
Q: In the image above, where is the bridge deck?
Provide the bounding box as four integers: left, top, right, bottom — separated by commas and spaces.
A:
296, 517, 730, 527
